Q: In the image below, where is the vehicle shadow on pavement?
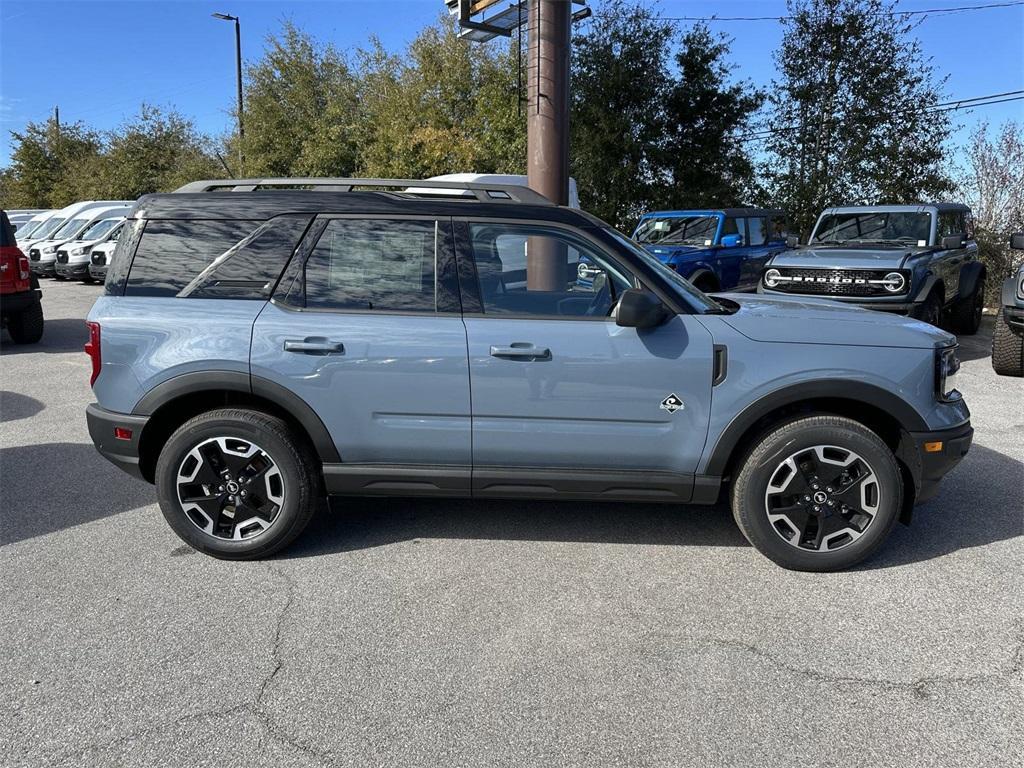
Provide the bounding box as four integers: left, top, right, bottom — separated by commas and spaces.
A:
0, 442, 153, 546
285, 496, 749, 557
858, 442, 1023, 570
0, 391, 44, 423
955, 317, 993, 363
0, 319, 88, 355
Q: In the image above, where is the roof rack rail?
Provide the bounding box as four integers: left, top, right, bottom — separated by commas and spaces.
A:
172, 177, 554, 205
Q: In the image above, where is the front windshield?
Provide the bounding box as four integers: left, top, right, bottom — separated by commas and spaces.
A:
603, 228, 724, 313
80, 218, 122, 241
634, 215, 720, 246
15, 219, 44, 239
54, 217, 91, 239
24, 217, 65, 240
812, 212, 932, 245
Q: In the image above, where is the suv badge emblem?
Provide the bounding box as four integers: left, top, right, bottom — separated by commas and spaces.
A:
660, 394, 684, 413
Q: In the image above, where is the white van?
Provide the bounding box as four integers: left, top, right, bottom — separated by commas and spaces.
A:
410, 173, 581, 208
28, 201, 132, 277
15, 210, 61, 246
55, 215, 126, 281
9, 210, 52, 237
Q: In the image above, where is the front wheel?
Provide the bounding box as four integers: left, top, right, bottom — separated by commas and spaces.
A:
731, 415, 903, 571
991, 307, 1024, 376
912, 291, 942, 327
155, 408, 323, 559
949, 282, 984, 335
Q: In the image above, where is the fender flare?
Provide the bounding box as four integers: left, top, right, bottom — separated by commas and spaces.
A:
1001, 274, 1024, 307
911, 272, 942, 304
957, 261, 986, 301
686, 267, 719, 290
133, 370, 340, 462
703, 380, 929, 476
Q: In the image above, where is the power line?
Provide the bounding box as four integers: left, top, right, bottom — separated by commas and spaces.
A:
737, 91, 1024, 142
647, 1, 1024, 23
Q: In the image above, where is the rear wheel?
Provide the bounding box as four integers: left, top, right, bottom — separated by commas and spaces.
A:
731, 415, 903, 571
949, 281, 984, 335
155, 408, 323, 559
991, 307, 1024, 376
5, 301, 44, 344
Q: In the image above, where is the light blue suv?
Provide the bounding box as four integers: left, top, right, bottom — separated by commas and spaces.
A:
85, 179, 973, 571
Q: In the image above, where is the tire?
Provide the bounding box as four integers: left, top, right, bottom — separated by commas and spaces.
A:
691, 273, 719, 293
155, 408, 323, 559
912, 291, 942, 327
991, 307, 1024, 376
5, 301, 44, 344
730, 415, 903, 571
949, 281, 984, 335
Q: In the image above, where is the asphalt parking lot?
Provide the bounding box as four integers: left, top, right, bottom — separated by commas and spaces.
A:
1, 280, 1021, 768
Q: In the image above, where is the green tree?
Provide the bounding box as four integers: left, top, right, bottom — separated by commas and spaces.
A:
659, 24, 761, 209
240, 21, 360, 177
762, 0, 952, 235
570, 0, 674, 229
4, 118, 103, 207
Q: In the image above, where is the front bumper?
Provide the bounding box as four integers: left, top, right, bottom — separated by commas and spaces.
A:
906, 421, 973, 504
760, 287, 920, 313
88, 264, 108, 280
55, 261, 90, 278
86, 403, 151, 482
1003, 305, 1024, 335
30, 261, 56, 277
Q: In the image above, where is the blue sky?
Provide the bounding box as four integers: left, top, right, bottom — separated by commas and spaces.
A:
1, 0, 1022, 167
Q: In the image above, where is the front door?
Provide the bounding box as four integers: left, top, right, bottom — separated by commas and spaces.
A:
456, 220, 715, 500
250, 216, 471, 492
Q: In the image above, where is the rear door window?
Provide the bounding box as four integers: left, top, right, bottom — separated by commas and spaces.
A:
747, 217, 767, 246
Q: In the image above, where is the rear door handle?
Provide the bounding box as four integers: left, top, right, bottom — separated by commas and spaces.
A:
490, 343, 551, 360
284, 337, 345, 355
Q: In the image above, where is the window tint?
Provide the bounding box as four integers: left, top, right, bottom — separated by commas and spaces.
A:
125, 220, 259, 297
721, 218, 739, 237
938, 211, 966, 238
768, 215, 788, 241
747, 217, 766, 246
468, 223, 633, 318
302, 218, 438, 312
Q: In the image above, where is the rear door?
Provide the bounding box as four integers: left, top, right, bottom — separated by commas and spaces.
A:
250, 215, 472, 493
456, 219, 714, 500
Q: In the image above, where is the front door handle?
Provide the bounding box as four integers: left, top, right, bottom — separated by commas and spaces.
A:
490, 343, 551, 360
284, 337, 345, 355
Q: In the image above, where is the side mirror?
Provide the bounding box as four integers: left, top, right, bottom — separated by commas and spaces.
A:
615, 289, 668, 329
720, 234, 743, 248
941, 234, 965, 250
1010, 232, 1024, 250
786, 234, 801, 248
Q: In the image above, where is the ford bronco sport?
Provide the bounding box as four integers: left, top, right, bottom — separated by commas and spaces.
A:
1, 210, 44, 344
991, 232, 1024, 376
85, 179, 973, 571
759, 204, 985, 333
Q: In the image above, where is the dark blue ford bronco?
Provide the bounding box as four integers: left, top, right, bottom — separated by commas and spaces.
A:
630, 208, 790, 293
759, 204, 985, 334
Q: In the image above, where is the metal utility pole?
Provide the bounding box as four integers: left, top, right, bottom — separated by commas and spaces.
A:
526, 0, 571, 290
212, 12, 244, 174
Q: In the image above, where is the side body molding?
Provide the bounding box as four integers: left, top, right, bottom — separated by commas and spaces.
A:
132, 370, 341, 462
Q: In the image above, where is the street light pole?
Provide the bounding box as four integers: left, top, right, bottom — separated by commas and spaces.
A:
212, 12, 243, 175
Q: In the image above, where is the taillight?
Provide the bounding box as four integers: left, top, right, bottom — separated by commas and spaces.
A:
17, 256, 30, 281
85, 321, 101, 386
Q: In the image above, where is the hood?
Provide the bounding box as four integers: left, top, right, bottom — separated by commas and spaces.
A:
714, 292, 954, 349
769, 245, 922, 270
642, 243, 709, 262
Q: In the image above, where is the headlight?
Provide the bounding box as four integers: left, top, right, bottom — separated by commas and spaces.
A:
764, 268, 782, 288
42, 245, 56, 255
881, 272, 906, 293
936, 346, 962, 402
1017, 273, 1024, 300
71, 246, 89, 256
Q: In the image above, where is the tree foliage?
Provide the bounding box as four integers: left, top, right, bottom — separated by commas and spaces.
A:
4, 118, 102, 207
762, 0, 952, 234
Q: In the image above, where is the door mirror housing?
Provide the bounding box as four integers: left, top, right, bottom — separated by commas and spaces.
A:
786, 234, 801, 248
720, 234, 743, 248
1010, 232, 1024, 250
615, 289, 668, 329
941, 234, 965, 250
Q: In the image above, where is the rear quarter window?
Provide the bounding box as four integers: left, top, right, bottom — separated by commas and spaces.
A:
0, 212, 15, 247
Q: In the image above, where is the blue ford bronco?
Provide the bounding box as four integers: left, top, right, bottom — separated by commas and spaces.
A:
991, 232, 1024, 376
629, 208, 789, 293
759, 204, 985, 334
86, 179, 972, 571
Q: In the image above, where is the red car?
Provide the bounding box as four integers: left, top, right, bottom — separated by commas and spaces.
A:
0, 209, 44, 344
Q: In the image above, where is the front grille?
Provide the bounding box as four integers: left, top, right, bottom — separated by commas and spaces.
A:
91, 251, 107, 266
29, 249, 40, 261
56, 251, 69, 264
766, 268, 906, 297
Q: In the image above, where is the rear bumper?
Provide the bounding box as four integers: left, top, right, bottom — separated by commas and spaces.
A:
0, 288, 42, 316
86, 403, 151, 482
908, 421, 973, 504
